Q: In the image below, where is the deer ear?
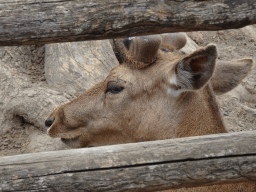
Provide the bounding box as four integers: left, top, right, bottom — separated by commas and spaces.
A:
123, 35, 162, 69
211, 59, 254, 95
168, 44, 217, 97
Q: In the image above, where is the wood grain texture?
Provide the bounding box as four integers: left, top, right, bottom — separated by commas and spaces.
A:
0, 0, 255, 45
1, 131, 256, 191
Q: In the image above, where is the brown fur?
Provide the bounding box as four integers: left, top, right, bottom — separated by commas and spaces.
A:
46, 34, 255, 191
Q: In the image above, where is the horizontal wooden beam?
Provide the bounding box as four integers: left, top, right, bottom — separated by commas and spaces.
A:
1, 131, 256, 191
0, 0, 255, 45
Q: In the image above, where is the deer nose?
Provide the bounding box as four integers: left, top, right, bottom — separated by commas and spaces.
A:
45, 117, 55, 129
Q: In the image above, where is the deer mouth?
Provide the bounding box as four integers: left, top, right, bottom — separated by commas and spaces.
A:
61, 136, 81, 148
61, 136, 80, 142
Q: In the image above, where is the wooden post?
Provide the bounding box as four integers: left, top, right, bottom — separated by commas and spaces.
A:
1, 131, 256, 191
0, 0, 255, 45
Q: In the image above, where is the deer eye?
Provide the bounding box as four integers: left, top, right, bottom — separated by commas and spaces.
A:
106, 84, 124, 94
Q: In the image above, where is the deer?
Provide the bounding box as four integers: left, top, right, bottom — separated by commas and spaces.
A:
45, 33, 255, 191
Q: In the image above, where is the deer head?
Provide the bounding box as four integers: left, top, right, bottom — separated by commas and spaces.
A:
45, 33, 253, 148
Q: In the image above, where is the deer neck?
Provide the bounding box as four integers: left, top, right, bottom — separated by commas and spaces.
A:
173, 84, 227, 138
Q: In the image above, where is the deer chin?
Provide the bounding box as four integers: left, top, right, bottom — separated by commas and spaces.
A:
61, 136, 81, 148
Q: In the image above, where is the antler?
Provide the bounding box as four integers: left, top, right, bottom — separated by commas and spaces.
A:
160, 33, 187, 51
123, 35, 162, 69
120, 33, 187, 69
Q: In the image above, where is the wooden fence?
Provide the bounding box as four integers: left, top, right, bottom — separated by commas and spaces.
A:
0, 0, 255, 45
1, 131, 256, 191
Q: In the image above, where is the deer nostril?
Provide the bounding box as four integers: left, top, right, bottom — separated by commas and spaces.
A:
45, 117, 55, 128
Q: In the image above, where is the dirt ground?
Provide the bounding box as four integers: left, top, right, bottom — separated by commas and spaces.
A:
0, 25, 256, 157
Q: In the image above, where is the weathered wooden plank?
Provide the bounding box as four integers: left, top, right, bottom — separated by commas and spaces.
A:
1, 131, 256, 191
0, 0, 255, 45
